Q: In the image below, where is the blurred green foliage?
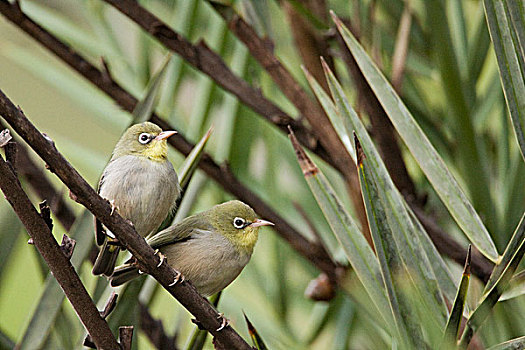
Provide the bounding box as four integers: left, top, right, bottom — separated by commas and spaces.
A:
0, 0, 525, 349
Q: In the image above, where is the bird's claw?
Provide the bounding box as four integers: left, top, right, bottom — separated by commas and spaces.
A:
216, 313, 229, 332
154, 249, 165, 267
109, 200, 119, 215
169, 271, 185, 286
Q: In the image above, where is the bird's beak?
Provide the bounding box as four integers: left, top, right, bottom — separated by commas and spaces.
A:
155, 130, 178, 141
249, 219, 274, 228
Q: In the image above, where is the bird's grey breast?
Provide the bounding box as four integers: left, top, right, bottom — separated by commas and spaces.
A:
99, 155, 179, 236
160, 230, 251, 295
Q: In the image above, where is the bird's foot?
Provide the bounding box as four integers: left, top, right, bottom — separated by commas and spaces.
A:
109, 200, 119, 216
190, 314, 229, 332
154, 249, 166, 267
216, 313, 230, 331
169, 270, 185, 286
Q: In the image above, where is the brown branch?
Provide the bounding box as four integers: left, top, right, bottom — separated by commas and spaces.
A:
412, 206, 492, 282
0, 146, 119, 349
0, 0, 492, 283
0, 1, 338, 281
139, 303, 178, 350
6, 133, 175, 343
0, 0, 328, 162
209, 2, 339, 165
119, 326, 134, 350
104, 0, 331, 162
0, 89, 251, 349
0, 120, 77, 230
207, 1, 371, 248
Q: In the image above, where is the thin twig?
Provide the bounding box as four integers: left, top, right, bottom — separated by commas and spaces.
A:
3, 131, 170, 342
0, 120, 77, 230
100, 292, 119, 319
119, 326, 134, 350
4, 141, 16, 174
59, 233, 76, 260
210, 1, 371, 242
0, 90, 251, 349
0, 1, 338, 281
95, 0, 327, 161
209, 2, 347, 174
0, 147, 119, 349
209, 4, 371, 245
412, 205, 492, 282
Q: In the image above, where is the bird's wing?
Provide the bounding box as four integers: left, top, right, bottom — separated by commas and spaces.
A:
146, 216, 211, 249
94, 171, 107, 246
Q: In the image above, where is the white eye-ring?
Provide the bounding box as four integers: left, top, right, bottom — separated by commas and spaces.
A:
233, 217, 246, 229
138, 133, 151, 144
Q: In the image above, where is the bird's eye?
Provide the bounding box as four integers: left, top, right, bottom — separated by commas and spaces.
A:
233, 217, 246, 229
138, 133, 151, 144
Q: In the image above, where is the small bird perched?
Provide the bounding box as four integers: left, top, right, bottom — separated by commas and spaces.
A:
110, 200, 274, 296
92, 122, 181, 276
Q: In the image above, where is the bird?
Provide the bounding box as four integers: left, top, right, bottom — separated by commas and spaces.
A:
109, 200, 274, 296
92, 122, 181, 276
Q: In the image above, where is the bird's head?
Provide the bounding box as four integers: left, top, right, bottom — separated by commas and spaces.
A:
209, 200, 273, 254
113, 122, 177, 162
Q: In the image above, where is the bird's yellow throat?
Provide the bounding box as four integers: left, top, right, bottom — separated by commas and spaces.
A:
143, 140, 169, 162
230, 227, 259, 254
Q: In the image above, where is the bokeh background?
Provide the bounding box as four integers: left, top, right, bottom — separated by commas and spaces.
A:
1, 0, 525, 349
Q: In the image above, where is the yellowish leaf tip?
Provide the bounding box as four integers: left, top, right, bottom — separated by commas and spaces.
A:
353, 132, 365, 166
464, 245, 471, 276
330, 10, 342, 26
301, 65, 313, 80
204, 125, 214, 141
320, 56, 330, 73
288, 126, 318, 177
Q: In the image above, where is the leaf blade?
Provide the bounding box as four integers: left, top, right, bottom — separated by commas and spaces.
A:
355, 136, 414, 348
442, 246, 471, 347
313, 60, 450, 324
484, 0, 525, 161
288, 130, 395, 330
459, 216, 525, 347
333, 13, 499, 262
131, 53, 172, 124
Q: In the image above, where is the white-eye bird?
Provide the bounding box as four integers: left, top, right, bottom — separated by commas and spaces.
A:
92, 122, 181, 276
110, 200, 273, 296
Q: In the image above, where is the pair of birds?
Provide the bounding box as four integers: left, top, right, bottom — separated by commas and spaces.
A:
93, 122, 273, 296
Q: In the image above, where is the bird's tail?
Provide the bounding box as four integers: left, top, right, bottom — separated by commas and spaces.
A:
92, 239, 120, 276
109, 263, 141, 287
